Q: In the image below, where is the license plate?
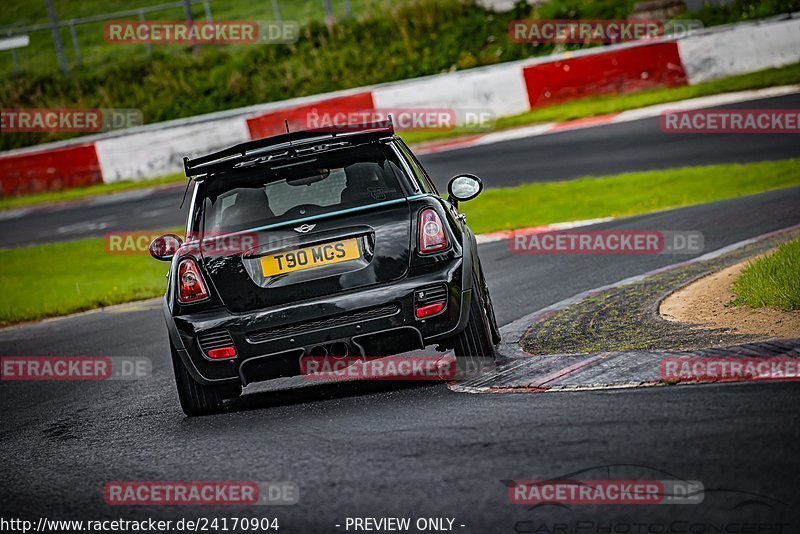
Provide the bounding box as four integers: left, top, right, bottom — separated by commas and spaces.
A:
260, 238, 361, 277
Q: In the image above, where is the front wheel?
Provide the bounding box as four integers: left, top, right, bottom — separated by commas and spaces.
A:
452, 276, 497, 379
170, 345, 241, 416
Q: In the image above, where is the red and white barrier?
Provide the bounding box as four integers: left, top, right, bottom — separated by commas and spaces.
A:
246, 92, 375, 139
95, 116, 251, 183
0, 143, 101, 196
372, 61, 531, 119
522, 42, 687, 107
2, 16, 798, 196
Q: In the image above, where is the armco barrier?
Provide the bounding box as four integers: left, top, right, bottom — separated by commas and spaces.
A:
246, 92, 375, 139
94, 116, 251, 183
677, 17, 800, 84
0, 143, 101, 196
371, 61, 530, 119
522, 42, 687, 108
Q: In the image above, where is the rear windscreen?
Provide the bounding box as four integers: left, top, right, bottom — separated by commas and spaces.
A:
199, 143, 407, 234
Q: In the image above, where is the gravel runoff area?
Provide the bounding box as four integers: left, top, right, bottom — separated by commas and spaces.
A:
661, 256, 800, 339
519, 228, 800, 355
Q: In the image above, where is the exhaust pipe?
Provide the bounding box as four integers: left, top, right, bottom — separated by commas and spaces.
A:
308, 345, 328, 358
330, 342, 350, 358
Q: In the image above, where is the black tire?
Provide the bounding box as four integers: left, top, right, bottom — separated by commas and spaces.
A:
452, 275, 497, 379
170, 345, 240, 416
479, 265, 501, 345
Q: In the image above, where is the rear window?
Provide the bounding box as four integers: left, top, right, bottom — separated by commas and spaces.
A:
198, 144, 407, 234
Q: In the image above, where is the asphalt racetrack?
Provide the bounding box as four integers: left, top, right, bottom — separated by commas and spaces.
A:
1, 94, 800, 531
2, 188, 800, 530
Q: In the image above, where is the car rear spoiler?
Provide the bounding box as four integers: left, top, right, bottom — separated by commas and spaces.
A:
183, 119, 395, 178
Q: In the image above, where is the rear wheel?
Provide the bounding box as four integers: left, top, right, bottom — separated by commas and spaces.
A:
479, 265, 501, 345
170, 344, 241, 416
452, 275, 497, 378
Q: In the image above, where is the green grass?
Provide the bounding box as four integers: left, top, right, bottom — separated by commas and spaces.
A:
0, 0, 400, 76
459, 158, 800, 234
731, 238, 800, 311
0, 237, 169, 325
2, 157, 799, 325
536, 0, 800, 26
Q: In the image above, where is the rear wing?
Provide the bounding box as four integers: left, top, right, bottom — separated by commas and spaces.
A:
183, 119, 395, 178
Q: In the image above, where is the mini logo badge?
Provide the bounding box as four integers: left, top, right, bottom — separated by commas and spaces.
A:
294, 224, 316, 233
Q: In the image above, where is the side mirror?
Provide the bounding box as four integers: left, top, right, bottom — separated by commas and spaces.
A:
447, 174, 483, 207
149, 234, 183, 261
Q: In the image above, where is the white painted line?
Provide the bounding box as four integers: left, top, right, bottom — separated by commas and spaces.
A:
56, 218, 115, 235
475, 217, 614, 245
89, 189, 156, 205
608, 84, 800, 124
0, 208, 32, 221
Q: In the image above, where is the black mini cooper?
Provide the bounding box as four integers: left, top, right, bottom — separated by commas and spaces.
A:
150, 120, 500, 415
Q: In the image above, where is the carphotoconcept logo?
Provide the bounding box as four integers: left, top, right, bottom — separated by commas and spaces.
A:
104, 21, 298, 44
510, 230, 704, 254
1, 108, 142, 133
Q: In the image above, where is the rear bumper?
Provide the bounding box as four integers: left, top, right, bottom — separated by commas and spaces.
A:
164, 257, 471, 386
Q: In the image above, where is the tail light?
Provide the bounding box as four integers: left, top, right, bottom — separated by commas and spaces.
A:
418, 208, 449, 254
177, 258, 209, 304
415, 302, 445, 319
207, 346, 237, 360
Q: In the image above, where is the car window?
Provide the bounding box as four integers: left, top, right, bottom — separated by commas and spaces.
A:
397, 142, 438, 195
199, 144, 408, 234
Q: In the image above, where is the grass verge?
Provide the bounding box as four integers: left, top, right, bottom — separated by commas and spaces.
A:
0, 238, 169, 326
1, 158, 799, 326
731, 238, 800, 311
460, 158, 800, 234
